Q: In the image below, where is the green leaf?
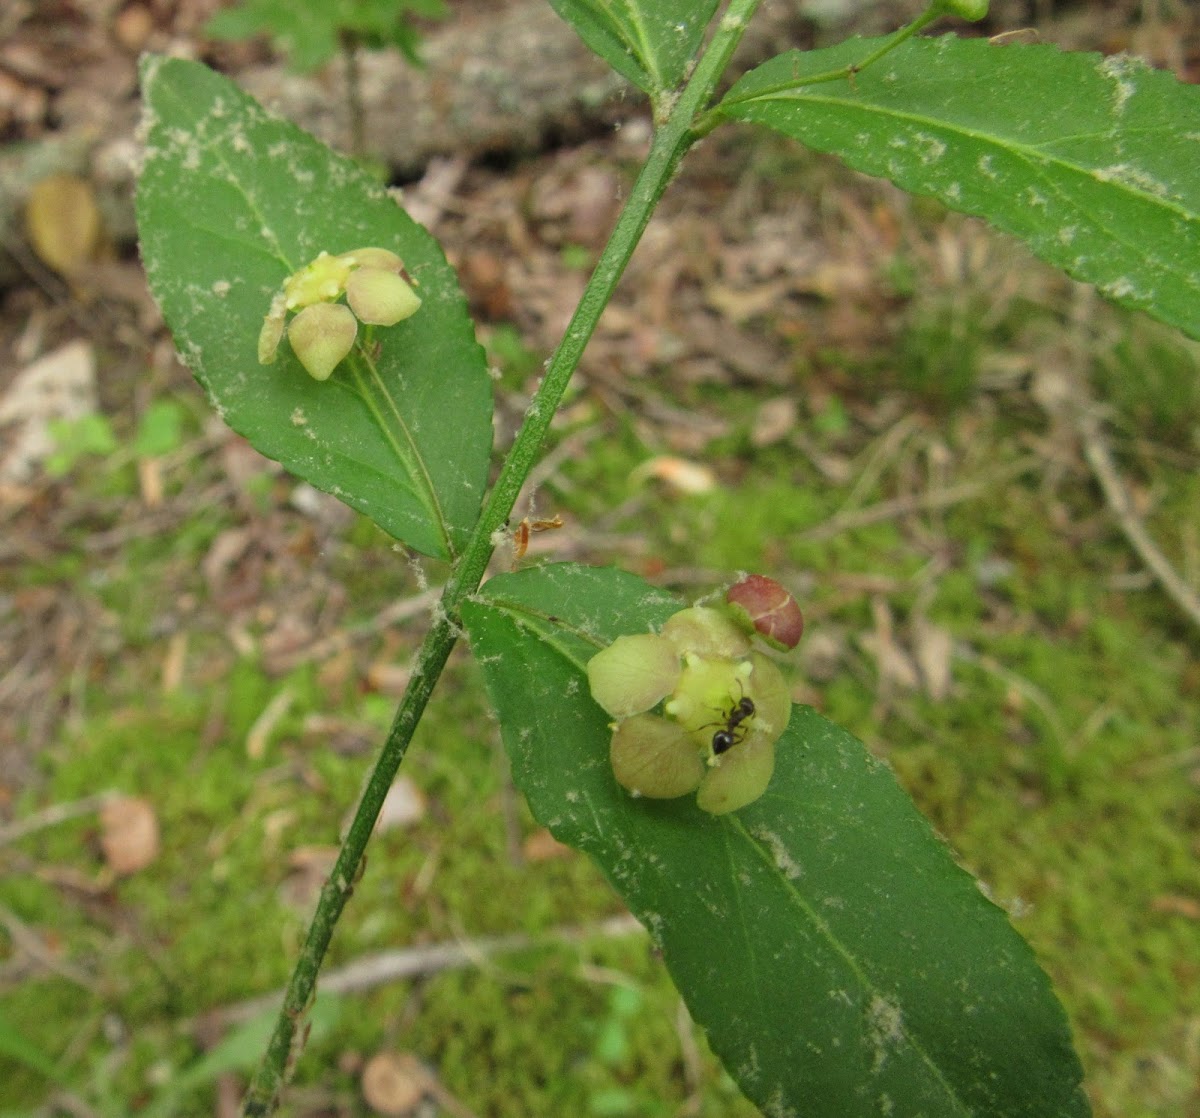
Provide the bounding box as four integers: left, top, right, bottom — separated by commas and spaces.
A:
45, 414, 118, 477
461, 563, 1089, 1118
205, 1, 342, 72
136, 57, 492, 560
548, 0, 720, 100
716, 35, 1200, 341
133, 399, 187, 459
206, 0, 446, 70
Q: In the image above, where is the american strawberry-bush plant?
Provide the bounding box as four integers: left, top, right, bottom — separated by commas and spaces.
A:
134, 0, 1200, 1113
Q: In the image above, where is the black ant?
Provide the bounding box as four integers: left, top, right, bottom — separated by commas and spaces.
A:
709, 692, 756, 756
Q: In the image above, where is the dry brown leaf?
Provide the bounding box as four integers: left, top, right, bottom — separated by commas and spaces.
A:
1149, 893, 1200, 920
750, 396, 797, 448
0, 340, 97, 484
99, 795, 160, 876
361, 1051, 425, 1116
861, 600, 920, 692
859, 633, 921, 691
705, 279, 789, 323
245, 687, 294, 760
262, 614, 318, 673
137, 456, 164, 507
365, 661, 413, 697
912, 617, 954, 701
160, 631, 188, 694
375, 777, 427, 833
522, 828, 572, 862
278, 845, 339, 912
113, 4, 156, 53
25, 173, 102, 276
630, 455, 716, 496
201, 527, 253, 591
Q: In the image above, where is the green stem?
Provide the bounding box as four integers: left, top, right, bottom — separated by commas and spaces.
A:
239, 2, 762, 1113
341, 32, 366, 159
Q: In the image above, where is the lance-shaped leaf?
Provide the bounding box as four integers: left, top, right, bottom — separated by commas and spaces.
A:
136, 57, 492, 560
548, 0, 720, 100
462, 563, 1089, 1118
716, 36, 1200, 341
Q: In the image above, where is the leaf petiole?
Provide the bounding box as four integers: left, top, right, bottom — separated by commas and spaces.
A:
694, 2, 946, 135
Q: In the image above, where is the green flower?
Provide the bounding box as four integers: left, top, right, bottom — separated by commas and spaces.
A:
587, 605, 794, 815
257, 246, 422, 379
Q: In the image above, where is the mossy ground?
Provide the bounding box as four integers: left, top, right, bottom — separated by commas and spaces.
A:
3, 147, 1199, 1117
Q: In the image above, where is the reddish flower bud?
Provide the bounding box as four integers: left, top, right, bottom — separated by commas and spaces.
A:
725, 575, 804, 651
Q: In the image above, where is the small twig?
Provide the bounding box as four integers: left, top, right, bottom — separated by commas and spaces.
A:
796, 456, 1041, 543
1058, 285, 1200, 634
0, 789, 120, 847
205, 915, 643, 1029
835, 413, 922, 518
1075, 407, 1200, 632
419, 1060, 485, 1118
270, 588, 440, 671
952, 643, 1072, 757
0, 901, 98, 990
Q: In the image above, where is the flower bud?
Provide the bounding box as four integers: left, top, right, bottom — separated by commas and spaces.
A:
725, 575, 804, 651
586, 633, 681, 719
610, 714, 706, 799
952, 0, 989, 20
346, 267, 422, 326
933, 0, 988, 20
287, 303, 357, 381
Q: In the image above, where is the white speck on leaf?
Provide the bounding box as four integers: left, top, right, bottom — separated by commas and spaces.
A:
753, 827, 802, 880
1093, 163, 1170, 198
1101, 276, 1137, 300
1098, 53, 1142, 114
913, 132, 945, 165
865, 995, 905, 1074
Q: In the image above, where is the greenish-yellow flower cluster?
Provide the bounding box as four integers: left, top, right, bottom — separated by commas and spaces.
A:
258, 247, 422, 381
587, 602, 795, 815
